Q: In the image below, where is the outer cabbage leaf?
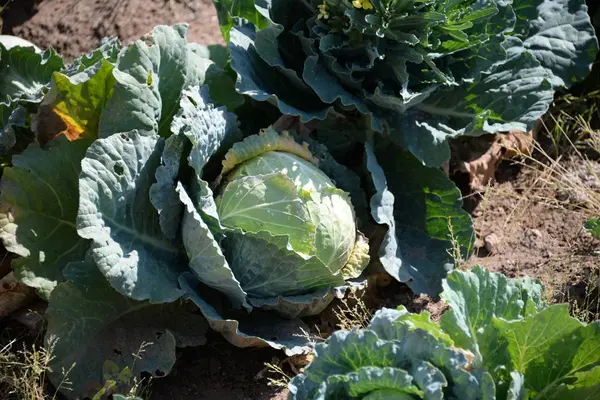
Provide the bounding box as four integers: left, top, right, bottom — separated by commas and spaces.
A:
178, 182, 250, 310
149, 132, 190, 240
0, 44, 63, 101
77, 130, 185, 303
0, 44, 63, 157
494, 305, 600, 399
187, 43, 246, 111
512, 0, 598, 88
0, 59, 122, 298
440, 266, 545, 361
189, 43, 247, 110
438, 266, 546, 397
205, 67, 246, 111
32, 60, 115, 145
46, 256, 207, 400
150, 84, 240, 240
179, 272, 313, 356
192, 43, 230, 69
212, 0, 269, 42
229, 25, 331, 123
388, 39, 556, 166
149, 84, 240, 240
365, 141, 473, 295
0, 102, 33, 158
368, 307, 453, 347
552, 367, 600, 399
311, 112, 366, 160
97, 25, 214, 138
171, 85, 241, 177
507, 371, 527, 400
64, 37, 121, 75
0, 136, 91, 298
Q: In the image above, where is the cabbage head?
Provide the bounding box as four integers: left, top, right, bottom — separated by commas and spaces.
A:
214, 129, 367, 283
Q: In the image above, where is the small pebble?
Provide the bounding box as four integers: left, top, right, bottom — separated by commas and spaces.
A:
484, 233, 501, 254
529, 229, 542, 238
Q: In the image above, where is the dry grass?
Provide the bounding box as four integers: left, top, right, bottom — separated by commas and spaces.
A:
541, 90, 600, 158
555, 266, 600, 323
465, 91, 600, 319
262, 361, 292, 389
0, 333, 152, 400
0, 337, 72, 400
333, 296, 372, 331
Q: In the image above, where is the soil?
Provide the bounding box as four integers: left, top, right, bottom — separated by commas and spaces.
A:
2, 1, 600, 399
150, 333, 288, 400
0, 0, 224, 59
467, 157, 600, 300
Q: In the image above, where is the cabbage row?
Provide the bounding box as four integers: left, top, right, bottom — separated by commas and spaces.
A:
0, 0, 597, 398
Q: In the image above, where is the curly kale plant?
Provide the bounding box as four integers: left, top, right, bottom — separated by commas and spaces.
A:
290, 266, 600, 399
220, 0, 598, 166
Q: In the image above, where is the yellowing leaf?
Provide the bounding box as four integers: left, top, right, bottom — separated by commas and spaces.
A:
32, 60, 114, 146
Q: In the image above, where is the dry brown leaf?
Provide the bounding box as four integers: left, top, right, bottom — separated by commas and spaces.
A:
454, 130, 533, 191
31, 105, 86, 146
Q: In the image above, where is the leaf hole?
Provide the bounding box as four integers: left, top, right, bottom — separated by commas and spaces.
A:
154, 369, 165, 377
113, 164, 124, 176
187, 95, 198, 107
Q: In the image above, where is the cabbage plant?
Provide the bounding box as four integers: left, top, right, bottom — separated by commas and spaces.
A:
290, 267, 600, 399
0, 25, 369, 398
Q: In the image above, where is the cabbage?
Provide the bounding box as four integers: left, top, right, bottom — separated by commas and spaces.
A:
218, 0, 599, 166
215, 130, 365, 279
290, 267, 600, 400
